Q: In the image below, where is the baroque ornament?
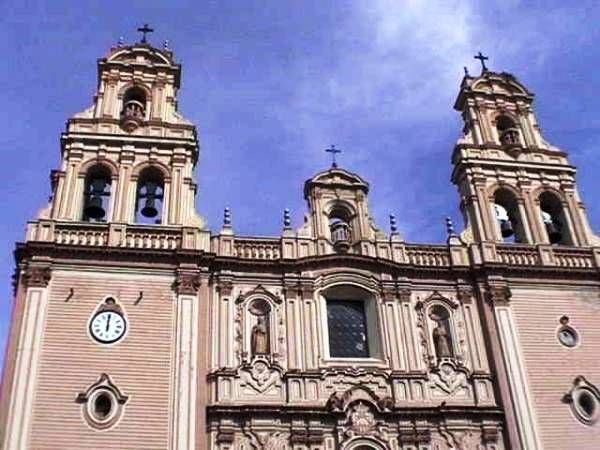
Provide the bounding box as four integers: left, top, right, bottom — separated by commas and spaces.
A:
430, 362, 469, 397
239, 359, 282, 394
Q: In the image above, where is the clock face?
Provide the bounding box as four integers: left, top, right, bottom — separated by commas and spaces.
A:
90, 311, 127, 344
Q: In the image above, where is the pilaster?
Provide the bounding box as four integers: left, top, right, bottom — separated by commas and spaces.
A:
485, 277, 542, 450
170, 267, 202, 450
3, 264, 51, 450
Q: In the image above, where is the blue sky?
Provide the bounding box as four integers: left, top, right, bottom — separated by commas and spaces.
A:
1, 1, 599, 359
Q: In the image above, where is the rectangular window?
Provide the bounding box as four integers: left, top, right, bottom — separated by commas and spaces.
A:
327, 300, 369, 358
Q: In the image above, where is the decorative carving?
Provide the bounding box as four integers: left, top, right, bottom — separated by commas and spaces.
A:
430, 362, 469, 397
327, 385, 393, 414
239, 359, 282, 394
322, 369, 390, 400
349, 402, 376, 435
236, 284, 282, 305
24, 266, 51, 288
243, 431, 289, 450
339, 399, 389, 443
174, 271, 201, 295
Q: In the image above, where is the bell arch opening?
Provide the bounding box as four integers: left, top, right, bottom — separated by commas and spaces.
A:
539, 191, 572, 245
120, 86, 147, 131
82, 165, 112, 222
328, 204, 354, 253
493, 188, 526, 243
135, 167, 165, 224
496, 114, 520, 146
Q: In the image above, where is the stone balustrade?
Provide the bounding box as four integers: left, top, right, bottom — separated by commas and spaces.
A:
233, 237, 281, 259
552, 248, 595, 268
24, 220, 600, 270
54, 223, 109, 246
496, 244, 540, 265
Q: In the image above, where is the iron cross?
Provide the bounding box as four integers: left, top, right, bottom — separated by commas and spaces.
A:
325, 145, 342, 168
474, 51, 489, 72
137, 24, 154, 43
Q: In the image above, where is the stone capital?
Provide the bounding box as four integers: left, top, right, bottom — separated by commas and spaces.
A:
24, 265, 52, 288
457, 285, 473, 304
485, 281, 511, 306
174, 270, 201, 295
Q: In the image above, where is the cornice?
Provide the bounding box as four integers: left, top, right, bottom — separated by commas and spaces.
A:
14, 241, 600, 283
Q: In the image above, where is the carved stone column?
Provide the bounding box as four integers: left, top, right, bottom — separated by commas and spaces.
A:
170, 268, 201, 450
4, 264, 51, 450
485, 277, 542, 450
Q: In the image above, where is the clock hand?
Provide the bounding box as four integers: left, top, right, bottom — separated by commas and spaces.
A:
106, 314, 111, 332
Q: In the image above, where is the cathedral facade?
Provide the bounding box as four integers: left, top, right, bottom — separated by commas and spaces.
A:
1, 36, 599, 450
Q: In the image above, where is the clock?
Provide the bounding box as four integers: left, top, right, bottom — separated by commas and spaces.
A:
90, 310, 127, 344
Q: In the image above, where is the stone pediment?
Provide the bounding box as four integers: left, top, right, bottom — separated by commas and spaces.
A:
454, 71, 533, 110
304, 167, 369, 198
105, 45, 175, 67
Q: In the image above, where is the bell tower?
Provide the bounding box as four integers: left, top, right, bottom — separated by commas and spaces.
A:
41, 32, 205, 229
451, 59, 598, 247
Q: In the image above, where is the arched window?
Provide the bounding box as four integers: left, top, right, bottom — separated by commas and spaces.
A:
539, 191, 572, 245
428, 305, 454, 359
135, 167, 164, 224
496, 115, 520, 146
323, 285, 380, 359
120, 87, 147, 131
328, 205, 353, 253
493, 189, 526, 243
82, 165, 112, 222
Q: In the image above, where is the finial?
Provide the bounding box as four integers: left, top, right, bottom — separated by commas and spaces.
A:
117, 36, 124, 48
163, 39, 170, 51
137, 24, 154, 44
283, 208, 291, 229
463, 66, 469, 76
223, 207, 232, 227
325, 144, 342, 168
445, 216, 456, 237
389, 214, 398, 235
474, 51, 489, 72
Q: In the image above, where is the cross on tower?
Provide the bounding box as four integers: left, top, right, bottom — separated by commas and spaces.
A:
137, 24, 154, 44
325, 145, 342, 168
474, 51, 489, 72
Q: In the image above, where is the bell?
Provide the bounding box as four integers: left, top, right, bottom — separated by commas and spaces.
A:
84, 178, 107, 219
141, 197, 158, 218
84, 195, 106, 219
140, 181, 159, 218
545, 222, 562, 244
500, 219, 514, 238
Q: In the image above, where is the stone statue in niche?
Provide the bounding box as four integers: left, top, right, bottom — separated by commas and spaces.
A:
251, 315, 270, 356
249, 298, 272, 357
429, 306, 453, 359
